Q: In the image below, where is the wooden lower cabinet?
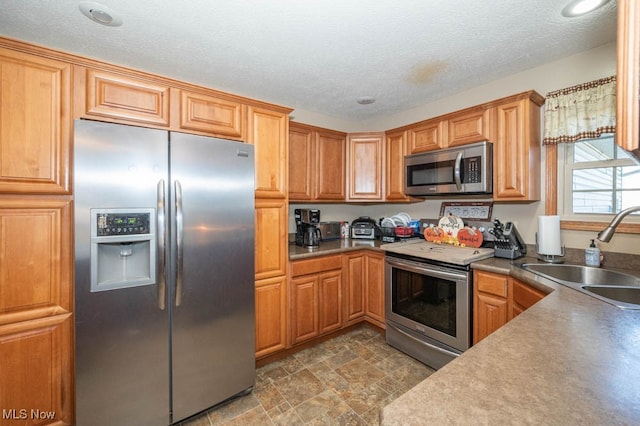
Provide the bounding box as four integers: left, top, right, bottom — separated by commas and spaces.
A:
364, 252, 385, 327
290, 255, 343, 345
473, 270, 547, 344
0, 197, 73, 425
343, 251, 385, 328
255, 275, 288, 359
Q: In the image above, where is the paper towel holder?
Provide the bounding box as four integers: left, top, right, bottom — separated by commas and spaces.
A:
535, 232, 565, 263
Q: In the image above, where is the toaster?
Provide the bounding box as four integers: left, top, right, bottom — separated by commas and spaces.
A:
317, 221, 341, 241
351, 216, 381, 240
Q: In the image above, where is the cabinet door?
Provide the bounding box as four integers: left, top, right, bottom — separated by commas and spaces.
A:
247, 106, 288, 199
0, 48, 70, 194
315, 130, 346, 200
408, 119, 446, 153
344, 254, 366, 324
0, 198, 73, 424
255, 276, 288, 359
508, 278, 546, 320
616, 0, 640, 159
447, 107, 495, 147
347, 133, 384, 201
290, 275, 319, 344
318, 270, 342, 334
288, 124, 314, 201
79, 67, 171, 127
473, 292, 508, 344
365, 252, 385, 327
385, 130, 412, 202
178, 90, 245, 139
494, 96, 541, 202
254, 199, 287, 280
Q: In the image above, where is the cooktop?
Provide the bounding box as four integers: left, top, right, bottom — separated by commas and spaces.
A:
381, 239, 495, 266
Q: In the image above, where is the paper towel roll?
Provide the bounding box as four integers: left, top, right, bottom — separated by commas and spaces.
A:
537, 215, 562, 255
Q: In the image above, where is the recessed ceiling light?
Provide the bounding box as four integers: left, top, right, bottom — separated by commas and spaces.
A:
356, 96, 376, 105
79, 1, 123, 27
561, 0, 610, 17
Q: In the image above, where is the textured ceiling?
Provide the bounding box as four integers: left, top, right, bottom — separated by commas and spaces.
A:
0, 1, 618, 122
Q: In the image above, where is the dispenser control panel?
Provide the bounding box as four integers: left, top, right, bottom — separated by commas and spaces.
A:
96, 212, 151, 236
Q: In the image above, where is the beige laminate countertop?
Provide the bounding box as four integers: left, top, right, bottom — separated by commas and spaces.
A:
288, 238, 384, 260
381, 257, 640, 425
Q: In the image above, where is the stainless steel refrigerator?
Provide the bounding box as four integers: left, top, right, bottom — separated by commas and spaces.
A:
73, 120, 255, 425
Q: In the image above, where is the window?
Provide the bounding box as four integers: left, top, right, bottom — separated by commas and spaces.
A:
560, 135, 640, 219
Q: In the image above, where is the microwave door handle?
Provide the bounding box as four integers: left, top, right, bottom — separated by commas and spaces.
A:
453, 152, 463, 190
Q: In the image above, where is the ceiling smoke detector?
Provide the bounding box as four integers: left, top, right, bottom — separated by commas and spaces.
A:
79, 1, 123, 27
356, 96, 376, 105
561, 0, 610, 17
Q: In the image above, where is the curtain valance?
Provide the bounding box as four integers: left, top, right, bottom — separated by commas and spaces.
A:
542, 75, 616, 145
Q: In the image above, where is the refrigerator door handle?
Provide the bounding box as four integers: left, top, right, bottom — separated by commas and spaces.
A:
175, 180, 184, 307
157, 180, 166, 310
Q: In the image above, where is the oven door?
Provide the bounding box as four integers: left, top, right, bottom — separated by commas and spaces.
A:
385, 255, 471, 353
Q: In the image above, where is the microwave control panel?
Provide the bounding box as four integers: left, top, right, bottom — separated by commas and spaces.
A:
463, 156, 482, 183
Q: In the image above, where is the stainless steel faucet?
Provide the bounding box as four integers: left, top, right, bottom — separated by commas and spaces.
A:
596, 206, 640, 242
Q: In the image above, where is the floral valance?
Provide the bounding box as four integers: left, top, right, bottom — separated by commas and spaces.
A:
542, 76, 616, 145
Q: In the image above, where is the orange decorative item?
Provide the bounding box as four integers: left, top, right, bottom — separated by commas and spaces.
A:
424, 226, 444, 242
457, 227, 484, 248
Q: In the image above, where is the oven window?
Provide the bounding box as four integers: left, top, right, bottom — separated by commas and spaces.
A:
391, 267, 457, 337
407, 160, 455, 186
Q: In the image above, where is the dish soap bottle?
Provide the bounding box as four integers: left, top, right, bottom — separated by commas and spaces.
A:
585, 239, 601, 267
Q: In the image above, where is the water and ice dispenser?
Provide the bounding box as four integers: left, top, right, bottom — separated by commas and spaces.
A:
90, 208, 156, 292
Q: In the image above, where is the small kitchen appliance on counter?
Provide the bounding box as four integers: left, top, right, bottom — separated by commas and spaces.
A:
318, 221, 341, 241
295, 208, 322, 247
351, 216, 381, 239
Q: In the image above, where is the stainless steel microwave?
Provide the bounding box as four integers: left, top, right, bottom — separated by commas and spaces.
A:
404, 141, 493, 196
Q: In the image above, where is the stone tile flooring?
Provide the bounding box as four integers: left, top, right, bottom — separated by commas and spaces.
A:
180, 325, 435, 425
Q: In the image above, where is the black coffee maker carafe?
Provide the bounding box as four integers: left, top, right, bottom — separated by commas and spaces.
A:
295, 208, 321, 247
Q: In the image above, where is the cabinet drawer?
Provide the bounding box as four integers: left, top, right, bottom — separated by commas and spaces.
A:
291, 255, 342, 277
475, 270, 508, 298
511, 279, 546, 310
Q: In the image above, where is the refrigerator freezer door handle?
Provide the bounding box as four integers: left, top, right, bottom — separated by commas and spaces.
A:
175, 180, 184, 307
157, 180, 166, 310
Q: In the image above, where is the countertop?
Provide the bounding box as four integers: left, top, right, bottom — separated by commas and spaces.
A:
289, 238, 384, 260
381, 256, 640, 425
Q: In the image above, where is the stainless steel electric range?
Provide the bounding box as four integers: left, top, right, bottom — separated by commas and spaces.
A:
382, 240, 494, 369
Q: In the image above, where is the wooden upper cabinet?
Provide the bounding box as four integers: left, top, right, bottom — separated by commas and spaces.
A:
385, 130, 413, 202
254, 198, 287, 279
408, 119, 446, 153
493, 91, 544, 203
288, 124, 314, 201
0, 48, 71, 194
347, 132, 384, 201
616, 0, 640, 160
288, 122, 346, 202
76, 66, 171, 127
248, 106, 288, 199
447, 107, 495, 147
315, 129, 346, 200
178, 90, 245, 139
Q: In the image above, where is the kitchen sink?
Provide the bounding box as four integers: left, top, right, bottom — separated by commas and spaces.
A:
520, 263, 640, 309
522, 263, 640, 286
581, 286, 640, 307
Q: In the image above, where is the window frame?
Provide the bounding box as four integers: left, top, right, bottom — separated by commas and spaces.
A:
545, 144, 640, 235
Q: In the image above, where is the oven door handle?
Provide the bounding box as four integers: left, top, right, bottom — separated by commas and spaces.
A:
385, 258, 467, 281
387, 323, 461, 359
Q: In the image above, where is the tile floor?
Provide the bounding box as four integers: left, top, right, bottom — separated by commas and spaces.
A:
180, 325, 435, 425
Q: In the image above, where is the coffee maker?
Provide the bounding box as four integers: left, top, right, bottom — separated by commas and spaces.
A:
295, 208, 321, 247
